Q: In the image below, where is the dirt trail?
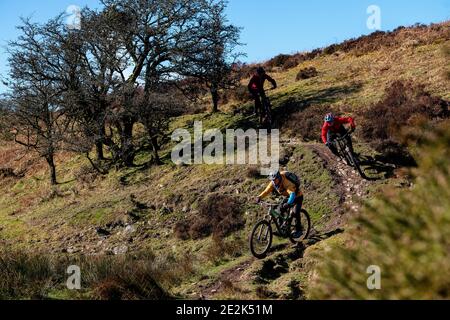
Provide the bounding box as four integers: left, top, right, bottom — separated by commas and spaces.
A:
198, 259, 255, 299
306, 142, 370, 229
282, 138, 371, 228
195, 139, 372, 300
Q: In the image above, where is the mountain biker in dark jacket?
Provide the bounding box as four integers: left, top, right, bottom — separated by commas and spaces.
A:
248, 67, 277, 117
322, 113, 356, 157
256, 170, 304, 239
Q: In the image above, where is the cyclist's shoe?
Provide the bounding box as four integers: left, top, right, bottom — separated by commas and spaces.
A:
291, 229, 304, 239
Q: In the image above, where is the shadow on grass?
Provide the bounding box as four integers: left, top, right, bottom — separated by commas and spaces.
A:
305, 228, 345, 247
272, 83, 363, 126
263, 228, 345, 261
231, 83, 364, 131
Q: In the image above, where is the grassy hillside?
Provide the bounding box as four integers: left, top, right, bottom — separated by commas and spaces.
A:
0, 21, 448, 299
307, 121, 450, 299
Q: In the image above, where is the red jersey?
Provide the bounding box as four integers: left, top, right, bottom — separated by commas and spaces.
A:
321, 117, 356, 144
248, 73, 277, 92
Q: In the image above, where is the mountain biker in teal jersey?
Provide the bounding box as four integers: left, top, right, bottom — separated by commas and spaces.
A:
256, 170, 304, 239
248, 67, 277, 118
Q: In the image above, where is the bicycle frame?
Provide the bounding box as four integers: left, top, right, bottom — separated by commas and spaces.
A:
260, 202, 291, 238
334, 130, 352, 143
333, 131, 354, 154
334, 131, 361, 168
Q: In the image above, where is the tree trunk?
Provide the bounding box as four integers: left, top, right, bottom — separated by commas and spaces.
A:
95, 122, 105, 160
120, 118, 135, 167
95, 141, 104, 160
211, 86, 219, 113
150, 135, 161, 165
46, 155, 57, 185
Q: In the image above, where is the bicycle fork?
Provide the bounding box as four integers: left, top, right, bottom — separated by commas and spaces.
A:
257, 222, 270, 243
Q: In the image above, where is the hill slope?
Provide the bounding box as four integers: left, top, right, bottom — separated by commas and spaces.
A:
0, 21, 449, 299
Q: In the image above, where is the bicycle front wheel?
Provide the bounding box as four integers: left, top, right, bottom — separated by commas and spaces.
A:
249, 220, 273, 259
349, 151, 365, 178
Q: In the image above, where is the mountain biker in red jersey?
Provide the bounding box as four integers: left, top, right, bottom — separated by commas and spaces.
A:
248, 67, 277, 119
322, 113, 356, 157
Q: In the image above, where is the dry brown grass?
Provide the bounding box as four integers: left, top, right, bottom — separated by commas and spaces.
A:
203, 234, 244, 263
174, 194, 245, 240
0, 248, 195, 300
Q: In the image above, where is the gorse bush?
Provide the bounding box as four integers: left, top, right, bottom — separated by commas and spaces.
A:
308, 121, 450, 299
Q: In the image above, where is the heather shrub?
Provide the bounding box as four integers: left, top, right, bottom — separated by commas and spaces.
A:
266, 54, 291, 68
296, 67, 318, 81
285, 105, 332, 141
174, 194, 245, 240
361, 80, 449, 165
282, 56, 300, 70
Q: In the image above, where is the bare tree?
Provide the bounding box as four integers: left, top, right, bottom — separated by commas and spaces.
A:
5, 0, 243, 176
7, 18, 73, 185
178, 0, 243, 112
132, 87, 185, 164
0, 98, 12, 140
62, 8, 129, 164
100, 0, 213, 166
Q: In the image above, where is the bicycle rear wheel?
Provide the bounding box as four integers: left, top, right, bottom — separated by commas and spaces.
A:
249, 220, 273, 259
288, 209, 311, 243
262, 98, 273, 127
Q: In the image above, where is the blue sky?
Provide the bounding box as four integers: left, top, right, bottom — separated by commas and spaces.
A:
1, 0, 449, 93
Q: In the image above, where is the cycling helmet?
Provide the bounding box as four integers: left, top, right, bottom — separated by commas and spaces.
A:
256, 67, 266, 75
269, 170, 282, 187
325, 113, 335, 123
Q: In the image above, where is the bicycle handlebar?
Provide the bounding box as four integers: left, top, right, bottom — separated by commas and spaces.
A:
334, 129, 355, 142
259, 201, 280, 208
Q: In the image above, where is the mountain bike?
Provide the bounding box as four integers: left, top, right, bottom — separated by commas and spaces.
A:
333, 130, 365, 178
249, 201, 311, 259
259, 89, 273, 127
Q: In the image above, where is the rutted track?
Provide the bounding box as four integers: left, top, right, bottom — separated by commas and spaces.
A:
282, 138, 371, 228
